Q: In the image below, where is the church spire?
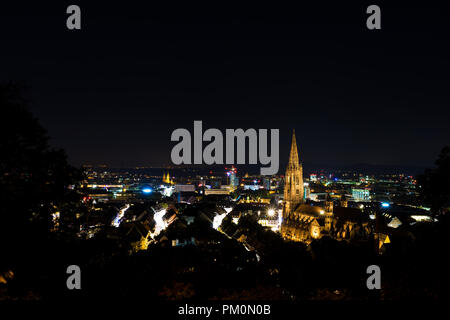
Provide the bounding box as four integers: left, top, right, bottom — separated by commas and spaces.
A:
283, 129, 304, 217
288, 129, 300, 169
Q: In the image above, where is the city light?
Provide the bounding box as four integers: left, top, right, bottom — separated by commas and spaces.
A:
151, 208, 167, 237
112, 204, 130, 227
160, 185, 174, 197
411, 215, 432, 222
213, 213, 227, 230
3, 5, 445, 301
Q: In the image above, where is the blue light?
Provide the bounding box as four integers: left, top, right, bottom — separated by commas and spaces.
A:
381, 202, 390, 208
142, 188, 152, 194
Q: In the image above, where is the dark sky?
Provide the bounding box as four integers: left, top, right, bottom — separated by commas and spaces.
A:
1, 2, 449, 169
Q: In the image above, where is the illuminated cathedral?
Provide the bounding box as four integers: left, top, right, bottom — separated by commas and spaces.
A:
283, 130, 304, 215
162, 171, 174, 185
281, 131, 371, 243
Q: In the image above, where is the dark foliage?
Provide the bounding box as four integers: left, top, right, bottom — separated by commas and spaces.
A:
0, 83, 81, 273
417, 146, 450, 215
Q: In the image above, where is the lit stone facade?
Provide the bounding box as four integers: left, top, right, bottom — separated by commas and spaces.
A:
281, 131, 371, 243
283, 130, 304, 217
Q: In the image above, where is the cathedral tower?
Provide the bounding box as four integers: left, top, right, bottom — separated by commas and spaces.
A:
283, 130, 304, 217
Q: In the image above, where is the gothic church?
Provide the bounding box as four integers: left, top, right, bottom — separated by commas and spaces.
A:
281, 131, 371, 243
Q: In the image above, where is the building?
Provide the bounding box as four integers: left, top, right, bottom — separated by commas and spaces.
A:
283, 130, 304, 216
174, 184, 196, 193
163, 171, 174, 184
263, 176, 271, 190
304, 182, 311, 199
228, 167, 239, 189
282, 198, 371, 243
352, 188, 371, 201
204, 187, 231, 195
281, 130, 371, 243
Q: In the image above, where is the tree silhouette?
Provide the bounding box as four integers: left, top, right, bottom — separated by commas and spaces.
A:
417, 146, 450, 215
0, 83, 81, 273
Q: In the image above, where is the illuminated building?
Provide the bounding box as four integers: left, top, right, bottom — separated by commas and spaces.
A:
243, 185, 260, 191
263, 177, 271, 190
227, 167, 239, 189
304, 182, 311, 199
174, 184, 195, 192
257, 208, 282, 232
283, 130, 304, 216
281, 130, 371, 243
340, 195, 348, 208
204, 187, 231, 195
163, 171, 174, 184
352, 188, 371, 201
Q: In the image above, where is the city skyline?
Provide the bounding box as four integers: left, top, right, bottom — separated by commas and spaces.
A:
1, 2, 449, 305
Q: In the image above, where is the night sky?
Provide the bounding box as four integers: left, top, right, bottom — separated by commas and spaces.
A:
1, 2, 449, 169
